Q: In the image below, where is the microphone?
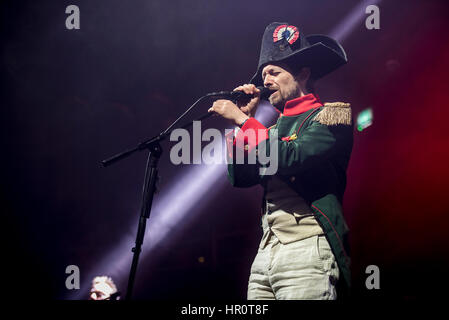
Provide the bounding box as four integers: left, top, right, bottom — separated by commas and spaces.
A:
207, 86, 274, 102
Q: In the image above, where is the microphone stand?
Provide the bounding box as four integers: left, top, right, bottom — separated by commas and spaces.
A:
101, 92, 237, 300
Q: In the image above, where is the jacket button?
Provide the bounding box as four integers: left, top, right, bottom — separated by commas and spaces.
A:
290, 176, 296, 182
244, 145, 249, 151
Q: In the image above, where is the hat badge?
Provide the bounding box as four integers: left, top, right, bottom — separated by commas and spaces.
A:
272, 25, 299, 44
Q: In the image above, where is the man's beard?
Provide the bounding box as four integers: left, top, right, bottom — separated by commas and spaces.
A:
269, 86, 300, 112
271, 99, 285, 112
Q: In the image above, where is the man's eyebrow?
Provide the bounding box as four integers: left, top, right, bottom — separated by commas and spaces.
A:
262, 67, 274, 77
262, 66, 280, 79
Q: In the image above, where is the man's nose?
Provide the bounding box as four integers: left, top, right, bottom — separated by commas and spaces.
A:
264, 75, 274, 88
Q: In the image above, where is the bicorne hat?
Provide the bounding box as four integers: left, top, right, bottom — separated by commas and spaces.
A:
249, 22, 348, 86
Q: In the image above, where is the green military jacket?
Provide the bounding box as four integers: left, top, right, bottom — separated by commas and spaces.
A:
226, 97, 354, 290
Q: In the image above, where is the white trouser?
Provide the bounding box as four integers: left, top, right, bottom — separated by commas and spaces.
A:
247, 232, 339, 300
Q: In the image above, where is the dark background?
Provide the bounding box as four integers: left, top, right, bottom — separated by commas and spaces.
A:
1, 0, 449, 300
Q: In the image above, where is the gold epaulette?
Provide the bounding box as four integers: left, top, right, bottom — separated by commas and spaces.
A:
312, 102, 352, 126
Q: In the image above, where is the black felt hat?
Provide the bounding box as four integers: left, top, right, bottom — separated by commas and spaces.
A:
249, 22, 348, 86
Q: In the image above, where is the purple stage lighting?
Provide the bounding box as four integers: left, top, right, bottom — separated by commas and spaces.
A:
70, 102, 276, 299
70, 0, 380, 296
330, 0, 382, 43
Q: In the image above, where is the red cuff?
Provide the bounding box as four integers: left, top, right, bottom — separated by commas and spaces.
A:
225, 130, 235, 159
226, 118, 269, 159
235, 118, 268, 154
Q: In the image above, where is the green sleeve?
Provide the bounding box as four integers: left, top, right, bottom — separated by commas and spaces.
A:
227, 162, 261, 188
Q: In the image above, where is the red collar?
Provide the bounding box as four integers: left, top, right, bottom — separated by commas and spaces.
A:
281, 93, 323, 117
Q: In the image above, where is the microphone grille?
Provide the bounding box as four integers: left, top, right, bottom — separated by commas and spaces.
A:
257, 86, 275, 101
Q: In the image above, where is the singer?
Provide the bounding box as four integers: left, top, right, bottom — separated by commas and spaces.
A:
208, 22, 353, 300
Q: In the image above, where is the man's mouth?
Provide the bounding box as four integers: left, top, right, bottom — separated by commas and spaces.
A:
270, 90, 279, 98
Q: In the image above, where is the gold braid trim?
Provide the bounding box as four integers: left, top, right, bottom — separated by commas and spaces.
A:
312, 102, 352, 126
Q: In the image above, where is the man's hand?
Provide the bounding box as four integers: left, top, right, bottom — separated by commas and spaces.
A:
208, 99, 249, 127
234, 84, 261, 118
208, 84, 260, 126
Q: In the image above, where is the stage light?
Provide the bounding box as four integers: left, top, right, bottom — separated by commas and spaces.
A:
330, 0, 382, 42
357, 108, 373, 132
69, 101, 275, 299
